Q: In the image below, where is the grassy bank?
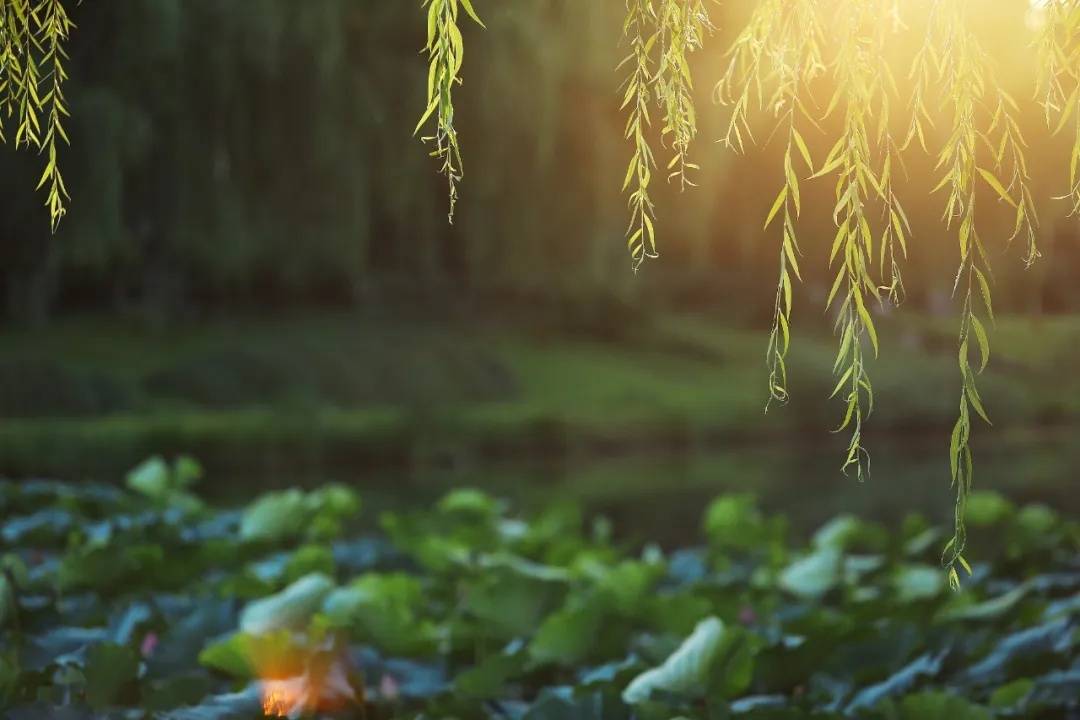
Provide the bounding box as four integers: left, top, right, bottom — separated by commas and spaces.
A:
1, 310, 1078, 480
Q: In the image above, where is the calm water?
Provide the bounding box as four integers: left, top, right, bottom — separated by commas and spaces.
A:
213, 425, 1079, 547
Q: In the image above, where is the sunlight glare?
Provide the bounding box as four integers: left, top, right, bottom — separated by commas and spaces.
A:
1028, 0, 1051, 31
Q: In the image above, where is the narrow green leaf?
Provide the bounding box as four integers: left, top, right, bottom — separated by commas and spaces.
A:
976, 167, 1017, 208
764, 186, 788, 230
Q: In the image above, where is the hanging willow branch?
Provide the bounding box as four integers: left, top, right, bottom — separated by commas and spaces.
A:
815, 0, 911, 480
620, 0, 660, 272
37, 0, 72, 230
399, 0, 1078, 587
0, 0, 75, 231
819, 1, 883, 481
872, 0, 909, 305
910, 0, 1039, 590
654, 0, 712, 191
619, 0, 711, 271
415, 0, 485, 223
1036, 0, 1080, 215
715, 0, 824, 408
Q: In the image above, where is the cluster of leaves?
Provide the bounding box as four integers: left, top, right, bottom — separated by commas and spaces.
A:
905, 0, 1040, 587
1035, 0, 1080, 215
655, 0, 712, 192
710, 0, 907, 482
618, 0, 714, 272
818, 0, 912, 483
405, 0, 1080, 584
415, 0, 485, 223
708, 0, 1047, 584
619, 0, 661, 273
0, 0, 74, 231
2, 466, 1078, 718
715, 0, 823, 410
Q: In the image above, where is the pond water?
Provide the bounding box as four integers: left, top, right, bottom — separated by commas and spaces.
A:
207, 425, 1079, 548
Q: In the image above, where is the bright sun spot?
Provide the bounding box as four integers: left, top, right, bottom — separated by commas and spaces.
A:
1027, 0, 1050, 31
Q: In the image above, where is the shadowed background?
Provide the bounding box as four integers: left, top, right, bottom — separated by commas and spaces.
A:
0, 0, 1076, 541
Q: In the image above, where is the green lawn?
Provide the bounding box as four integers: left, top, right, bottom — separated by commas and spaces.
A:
1, 310, 1077, 479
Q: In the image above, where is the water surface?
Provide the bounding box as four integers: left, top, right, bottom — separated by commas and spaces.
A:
208, 425, 1079, 546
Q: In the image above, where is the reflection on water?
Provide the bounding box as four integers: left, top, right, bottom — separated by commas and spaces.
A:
572, 428, 1079, 546
216, 425, 1078, 547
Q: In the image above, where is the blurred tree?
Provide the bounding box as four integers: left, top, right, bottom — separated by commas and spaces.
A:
0, 1, 771, 322
0, 0, 1073, 331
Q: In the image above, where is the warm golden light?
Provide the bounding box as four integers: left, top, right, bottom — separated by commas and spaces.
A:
259, 664, 358, 718
261, 680, 302, 718
1028, 0, 1050, 31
